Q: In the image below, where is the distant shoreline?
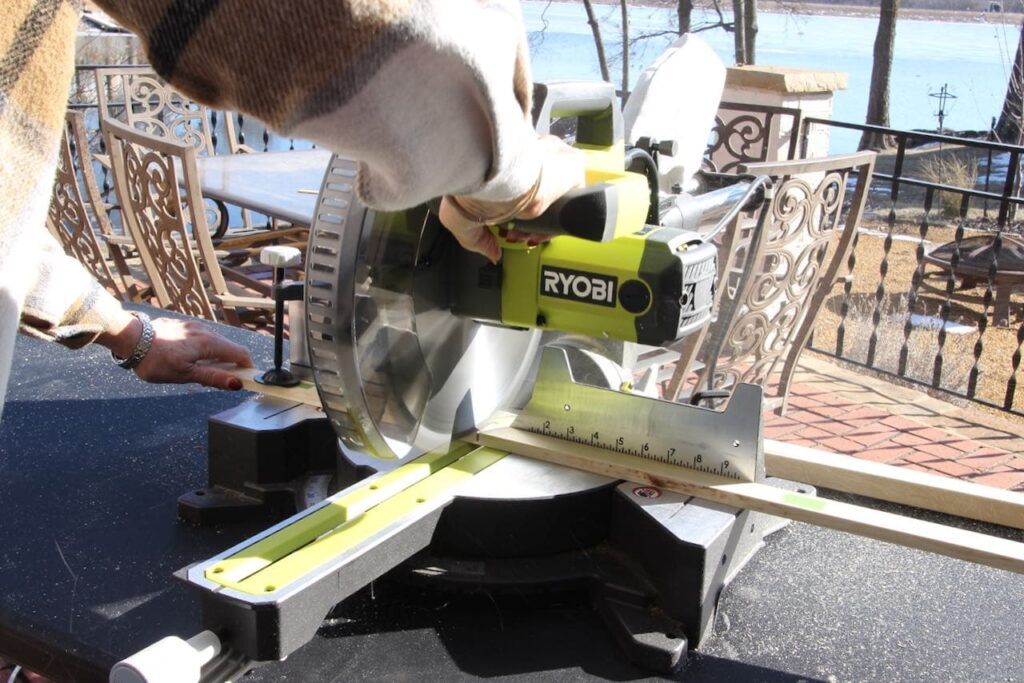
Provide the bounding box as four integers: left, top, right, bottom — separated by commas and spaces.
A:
573, 0, 1022, 26
761, 2, 1021, 25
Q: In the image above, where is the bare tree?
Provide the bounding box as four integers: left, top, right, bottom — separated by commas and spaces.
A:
672, 1, 757, 63
732, 0, 747, 64
860, 0, 899, 151
994, 20, 1024, 145
730, 0, 757, 64
585, 0, 760, 94
743, 0, 758, 64
677, 0, 694, 34
583, 0, 611, 82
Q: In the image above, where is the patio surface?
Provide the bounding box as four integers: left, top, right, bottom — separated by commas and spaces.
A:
3, 351, 1023, 682
771, 353, 1024, 492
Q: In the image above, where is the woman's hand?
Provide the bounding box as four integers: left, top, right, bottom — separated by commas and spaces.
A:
135, 318, 253, 390
99, 314, 253, 390
439, 135, 586, 263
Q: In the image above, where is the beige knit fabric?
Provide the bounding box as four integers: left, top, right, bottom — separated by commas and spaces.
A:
1, 0, 540, 420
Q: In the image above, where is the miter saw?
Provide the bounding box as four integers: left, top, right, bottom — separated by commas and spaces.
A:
114, 39, 805, 683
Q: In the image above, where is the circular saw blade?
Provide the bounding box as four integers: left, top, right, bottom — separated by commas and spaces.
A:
305, 155, 540, 460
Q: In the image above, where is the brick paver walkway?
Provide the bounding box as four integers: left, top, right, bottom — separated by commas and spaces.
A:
769, 354, 1024, 492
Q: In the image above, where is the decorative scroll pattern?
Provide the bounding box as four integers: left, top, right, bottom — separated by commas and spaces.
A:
705, 170, 849, 393
704, 112, 772, 174
122, 74, 215, 155
102, 71, 249, 234
47, 119, 120, 294
118, 139, 216, 319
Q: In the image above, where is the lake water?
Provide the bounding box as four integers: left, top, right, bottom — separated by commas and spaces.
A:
523, 2, 1018, 153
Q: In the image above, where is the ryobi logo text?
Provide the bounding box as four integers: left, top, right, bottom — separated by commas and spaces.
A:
540, 266, 617, 307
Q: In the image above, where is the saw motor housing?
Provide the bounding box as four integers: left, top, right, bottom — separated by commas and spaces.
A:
451, 81, 719, 347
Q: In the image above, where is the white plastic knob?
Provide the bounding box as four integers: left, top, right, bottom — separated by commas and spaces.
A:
259, 245, 302, 269
110, 631, 221, 683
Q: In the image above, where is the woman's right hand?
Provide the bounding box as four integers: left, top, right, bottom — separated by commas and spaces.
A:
439, 135, 586, 263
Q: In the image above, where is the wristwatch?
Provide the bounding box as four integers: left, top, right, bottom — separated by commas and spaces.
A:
112, 311, 155, 370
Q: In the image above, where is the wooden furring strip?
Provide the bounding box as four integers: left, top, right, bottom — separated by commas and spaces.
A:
764, 439, 1024, 531
475, 426, 1024, 575
223, 366, 323, 407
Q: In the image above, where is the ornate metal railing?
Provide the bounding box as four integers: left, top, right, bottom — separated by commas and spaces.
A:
705, 101, 803, 172
798, 117, 1024, 414
69, 62, 310, 225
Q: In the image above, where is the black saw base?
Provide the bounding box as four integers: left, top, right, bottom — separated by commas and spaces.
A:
184, 399, 805, 673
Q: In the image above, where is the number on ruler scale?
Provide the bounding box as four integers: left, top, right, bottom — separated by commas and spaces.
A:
521, 421, 744, 481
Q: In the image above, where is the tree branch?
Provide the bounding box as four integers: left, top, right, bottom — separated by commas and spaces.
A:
582, 0, 611, 83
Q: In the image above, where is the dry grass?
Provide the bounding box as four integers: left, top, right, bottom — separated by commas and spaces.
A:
825, 143, 1024, 416
868, 144, 1013, 229
917, 153, 980, 219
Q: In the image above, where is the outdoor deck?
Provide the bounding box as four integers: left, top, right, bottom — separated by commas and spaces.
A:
774, 353, 1024, 492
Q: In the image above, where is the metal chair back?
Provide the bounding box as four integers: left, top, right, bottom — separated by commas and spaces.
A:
48, 110, 148, 300
94, 67, 224, 155
104, 119, 226, 321
668, 151, 877, 413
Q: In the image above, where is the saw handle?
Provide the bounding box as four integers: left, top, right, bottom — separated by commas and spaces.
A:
532, 81, 621, 147
509, 184, 616, 242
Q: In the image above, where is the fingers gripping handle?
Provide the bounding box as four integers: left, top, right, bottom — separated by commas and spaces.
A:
511, 184, 617, 242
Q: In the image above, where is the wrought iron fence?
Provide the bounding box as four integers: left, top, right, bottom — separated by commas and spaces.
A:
68, 63, 309, 187
799, 117, 1024, 414
69, 62, 312, 229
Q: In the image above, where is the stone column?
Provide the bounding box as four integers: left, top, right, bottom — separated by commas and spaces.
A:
715, 66, 847, 166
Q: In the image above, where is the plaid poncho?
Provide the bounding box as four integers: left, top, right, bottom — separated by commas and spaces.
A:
0, 0, 538, 417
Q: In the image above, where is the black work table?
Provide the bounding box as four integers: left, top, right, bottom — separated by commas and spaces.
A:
1, 320, 1022, 682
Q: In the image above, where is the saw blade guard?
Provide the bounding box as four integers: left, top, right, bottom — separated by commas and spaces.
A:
304, 156, 541, 461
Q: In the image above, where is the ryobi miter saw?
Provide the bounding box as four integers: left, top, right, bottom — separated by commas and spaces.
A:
301, 79, 765, 462
116, 53, 793, 683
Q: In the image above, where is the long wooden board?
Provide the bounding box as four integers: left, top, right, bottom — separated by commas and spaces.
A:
212, 367, 1024, 539
475, 426, 1024, 575
764, 439, 1024, 531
